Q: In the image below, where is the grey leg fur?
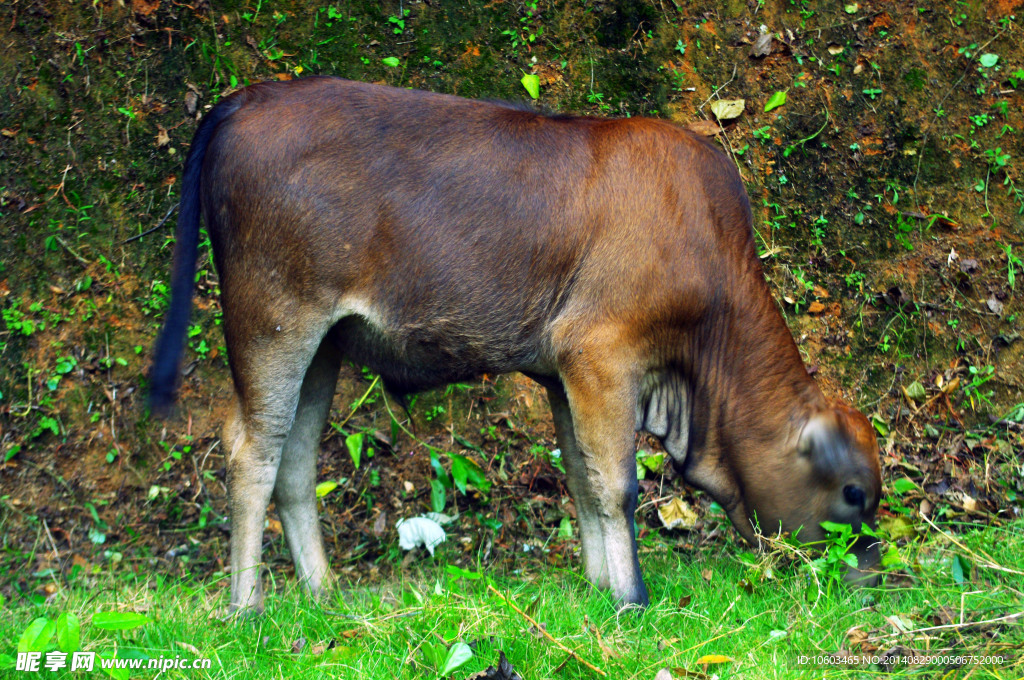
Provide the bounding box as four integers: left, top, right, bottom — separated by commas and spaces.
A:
547, 385, 610, 588
273, 341, 341, 597
226, 328, 327, 614
561, 373, 649, 607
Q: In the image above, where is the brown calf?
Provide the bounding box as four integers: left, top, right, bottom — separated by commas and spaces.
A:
150, 77, 881, 612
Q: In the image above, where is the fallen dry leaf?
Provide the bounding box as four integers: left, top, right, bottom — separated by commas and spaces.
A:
658, 497, 698, 530
686, 119, 722, 137
131, 0, 160, 17
710, 99, 745, 120
751, 26, 772, 57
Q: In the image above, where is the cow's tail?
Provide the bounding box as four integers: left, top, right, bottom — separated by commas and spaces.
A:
148, 96, 243, 414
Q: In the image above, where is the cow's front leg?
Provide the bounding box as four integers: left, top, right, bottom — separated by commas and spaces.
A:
546, 385, 608, 589
561, 361, 648, 608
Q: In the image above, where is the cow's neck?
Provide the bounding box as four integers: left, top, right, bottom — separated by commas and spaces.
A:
639, 279, 826, 533
693, 285, 826, 451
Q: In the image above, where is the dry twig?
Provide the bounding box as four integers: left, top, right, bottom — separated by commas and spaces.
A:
487, 583, 607, 676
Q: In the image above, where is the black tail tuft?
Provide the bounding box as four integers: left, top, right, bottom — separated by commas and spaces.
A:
148, 96, 243, 415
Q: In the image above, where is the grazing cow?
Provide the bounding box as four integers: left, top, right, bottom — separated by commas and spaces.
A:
149, 77, 881, 613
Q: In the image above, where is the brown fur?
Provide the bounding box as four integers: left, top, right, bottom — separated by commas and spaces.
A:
150, 77, 882, 612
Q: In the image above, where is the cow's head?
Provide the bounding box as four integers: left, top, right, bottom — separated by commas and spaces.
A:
690, 401, 882, 584
749, 402, 881, 582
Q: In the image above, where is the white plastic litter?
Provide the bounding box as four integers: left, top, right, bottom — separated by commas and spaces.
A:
396, 516, 447, 555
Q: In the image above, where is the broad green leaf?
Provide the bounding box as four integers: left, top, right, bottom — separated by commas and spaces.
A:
871, 414, 889, 436
18, 617, 54, 653
979, 53, 998, 68
445, 564, 483, 580
315, 480, 338, 498
429, 449, 452, 489
0, 654, 16, 670
449, 453, 491, 494
382, 56, 401, 68
951, 554, 965, 583
56, 612, 80, 653
91, 612, 151, 631
441, 642, 474, 675
99, 652, 129, 680
558, 515, 573, 539
421, 641, 445, 670
892, 477, 918, 495
345, 432, 364, 470
881, 544, 902, 568
952, 554, 971, 584
430, 479, 446, 513
842, 553, 859, 568
820, 521, 853, 536
764, 90, 788, 112
905, 381, 927, 402
520, 73, 540, 99
640, 452, 666, 473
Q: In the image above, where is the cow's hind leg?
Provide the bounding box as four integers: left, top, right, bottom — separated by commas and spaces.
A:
546, 385, 609, 589
225, 319, 329, 615
273, 340, 341, 598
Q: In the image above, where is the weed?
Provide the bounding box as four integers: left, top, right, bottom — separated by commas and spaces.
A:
1004, 243, 1022, 290
963, 364, 995, 410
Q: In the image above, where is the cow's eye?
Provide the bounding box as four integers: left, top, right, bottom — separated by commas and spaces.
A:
843, 484, 866, 508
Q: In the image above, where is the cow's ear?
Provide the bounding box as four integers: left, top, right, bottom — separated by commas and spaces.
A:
798, 412, 845, 476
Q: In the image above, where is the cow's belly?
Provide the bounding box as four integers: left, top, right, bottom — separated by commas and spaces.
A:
328, 310, 544, 396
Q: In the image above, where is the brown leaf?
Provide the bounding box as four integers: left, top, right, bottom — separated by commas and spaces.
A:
807, 301, 826, 314
751, 27, 772, 57
131, 0, 160, 17
701, 568, 713, 582
686, 120, 722, 137
291, 637, 306, 654
845, 625, 868, 648
155, 125, 170, 148
373, 510, 387, 537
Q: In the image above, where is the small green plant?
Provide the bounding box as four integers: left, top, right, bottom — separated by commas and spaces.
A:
428, 449, 491, 513
1004, 243, 1022, 290
963, 364, 995, 410
420, 639, 473, 678
3, 302, 39, 336
808, 522, 894, 586
387, 9, 409, 34
892, 211, 916, 251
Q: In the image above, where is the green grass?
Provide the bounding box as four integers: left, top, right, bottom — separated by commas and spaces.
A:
2, 520, 1022, 679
